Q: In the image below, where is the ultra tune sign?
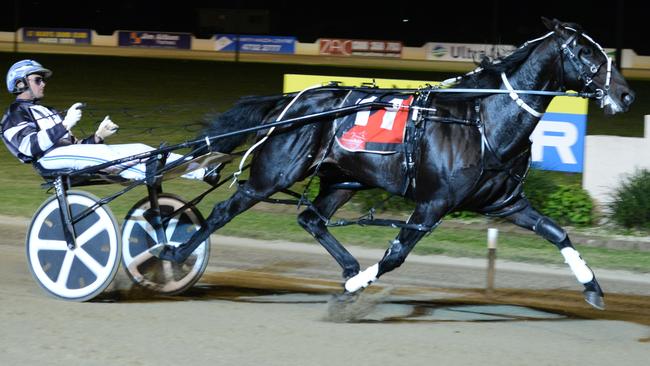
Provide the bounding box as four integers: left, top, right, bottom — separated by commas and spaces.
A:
284, 74, 588, 173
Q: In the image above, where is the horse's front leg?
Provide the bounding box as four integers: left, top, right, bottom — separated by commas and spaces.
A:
344, 200, 444, 293
297, 187, 360, 279
503, 198, 605, 310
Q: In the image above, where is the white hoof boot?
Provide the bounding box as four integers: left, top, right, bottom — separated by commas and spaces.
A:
560, 247, 594, 283
344, 264, 379, 293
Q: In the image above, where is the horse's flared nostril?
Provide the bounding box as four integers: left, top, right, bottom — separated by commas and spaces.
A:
622, 92, 635, 106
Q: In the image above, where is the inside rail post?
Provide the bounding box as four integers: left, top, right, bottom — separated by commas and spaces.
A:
486, 228, 498, 294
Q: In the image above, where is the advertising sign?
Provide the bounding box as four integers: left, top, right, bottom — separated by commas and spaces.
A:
215, 35, 296, 54
319, 39, 402, 57
283, 74, 434, 92
22, 28, 91, 45
530, 98, 588, 173
118, 31, 191, 49
425, 42, 516, 62
284, 74, 588, 173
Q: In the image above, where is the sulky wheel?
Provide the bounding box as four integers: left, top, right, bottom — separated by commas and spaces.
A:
26, 191, 121, 301
121, 193, 210, 295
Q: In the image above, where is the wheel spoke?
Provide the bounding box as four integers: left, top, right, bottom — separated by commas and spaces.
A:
126, 250, 154, 274
76, 221, 107, 247
55, 250, 75, 287
128, 208, 158, 242
162, 260, 174, 282
135, 218, 157, 242
31, 239, 68, 251
165, 217, 179, 242
74, 247, 106, 276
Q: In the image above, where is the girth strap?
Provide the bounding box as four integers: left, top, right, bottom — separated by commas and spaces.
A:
400, 91, 429, 194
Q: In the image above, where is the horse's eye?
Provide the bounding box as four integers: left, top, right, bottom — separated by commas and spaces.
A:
581, 48, 593, 57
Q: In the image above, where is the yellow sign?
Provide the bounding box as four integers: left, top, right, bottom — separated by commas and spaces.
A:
283, 74, 588, 115
283, 74, 438, 93
545, 93, 588, 114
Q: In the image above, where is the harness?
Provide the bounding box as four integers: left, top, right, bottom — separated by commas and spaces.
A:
401, 91, 429, 193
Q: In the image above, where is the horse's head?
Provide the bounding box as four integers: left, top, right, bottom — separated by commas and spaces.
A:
542, 17, 635, 115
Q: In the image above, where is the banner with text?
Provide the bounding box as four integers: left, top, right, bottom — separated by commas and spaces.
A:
118, 31, 191, 49
425, 42, 516, 62
22, 27, 91, 45
284, 74, 588, 173
214, 35, 296, 54
319, 39, 402, 57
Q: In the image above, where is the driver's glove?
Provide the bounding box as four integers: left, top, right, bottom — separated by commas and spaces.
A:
95, 116, 119, 141
61, 102, 83, 130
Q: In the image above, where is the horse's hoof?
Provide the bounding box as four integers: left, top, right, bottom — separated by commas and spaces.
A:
326, 290, 371, 323
333, 291, 361, 304
582, 278, 605, 310
584, 291, 606, 310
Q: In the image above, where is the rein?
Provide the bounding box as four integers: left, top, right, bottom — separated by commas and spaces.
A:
424, 87, 597, 98
318, 85, 599, 98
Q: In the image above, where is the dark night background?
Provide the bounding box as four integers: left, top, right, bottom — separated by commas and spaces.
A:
0, 0, 647, 54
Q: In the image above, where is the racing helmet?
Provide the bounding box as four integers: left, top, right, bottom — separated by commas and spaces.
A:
6, 59, 52, 94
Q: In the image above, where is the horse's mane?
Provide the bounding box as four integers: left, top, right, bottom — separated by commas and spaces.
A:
433, 40, 543, 101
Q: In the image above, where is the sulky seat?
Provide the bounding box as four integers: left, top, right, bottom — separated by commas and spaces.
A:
32, 151, 232, 189
32, 161, 131, 188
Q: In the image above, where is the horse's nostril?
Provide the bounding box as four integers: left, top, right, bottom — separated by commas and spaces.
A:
622, 93, 635, 106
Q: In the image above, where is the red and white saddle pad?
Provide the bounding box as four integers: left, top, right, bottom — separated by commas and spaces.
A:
334, 91, 414, 154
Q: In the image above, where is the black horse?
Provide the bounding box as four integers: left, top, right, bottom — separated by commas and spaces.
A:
153, 18, 634, 310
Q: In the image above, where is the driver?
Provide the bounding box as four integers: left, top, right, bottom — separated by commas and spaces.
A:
1, 59, 218, 182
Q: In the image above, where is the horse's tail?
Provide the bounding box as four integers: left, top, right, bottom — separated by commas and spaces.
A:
196, 94, 291, 154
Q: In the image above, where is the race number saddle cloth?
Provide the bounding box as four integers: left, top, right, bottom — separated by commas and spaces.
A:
334, 91, 414, 154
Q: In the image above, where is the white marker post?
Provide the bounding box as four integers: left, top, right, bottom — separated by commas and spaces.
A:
486, 228, 498, 293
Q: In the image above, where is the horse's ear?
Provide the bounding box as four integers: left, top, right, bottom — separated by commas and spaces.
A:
541, 17, 560, 31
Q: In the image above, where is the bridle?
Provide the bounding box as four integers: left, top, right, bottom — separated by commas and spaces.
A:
497, 25, 613, 117
556, 26, 612, 103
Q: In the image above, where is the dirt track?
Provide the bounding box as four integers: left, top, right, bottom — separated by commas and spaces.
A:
1, 217, 649, 365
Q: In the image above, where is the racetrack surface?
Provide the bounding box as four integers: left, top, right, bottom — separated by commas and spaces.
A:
1, 217, 649, 365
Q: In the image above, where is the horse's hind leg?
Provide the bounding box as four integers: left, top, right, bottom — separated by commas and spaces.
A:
152, 185, 266, 262
502, 198, 605, 310
297, 187, 360, 279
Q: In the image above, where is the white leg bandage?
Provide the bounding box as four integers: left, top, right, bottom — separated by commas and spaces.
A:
560, 247, 594, 283
344, 264, 379, 293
